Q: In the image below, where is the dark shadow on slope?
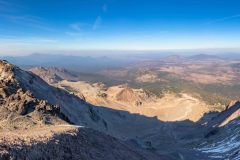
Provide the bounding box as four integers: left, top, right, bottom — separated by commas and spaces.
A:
78, 99, 240, 160
207, 101, 240, 128
2, 128, 171, 160
196, 101, 240, 138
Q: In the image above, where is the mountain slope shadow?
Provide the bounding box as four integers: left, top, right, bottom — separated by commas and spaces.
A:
1, 127, 169, 160
1, 60, 239, 160
83, 103, 239, 160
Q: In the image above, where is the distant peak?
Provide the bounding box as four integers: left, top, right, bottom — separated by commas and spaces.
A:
189, 54, 220, 60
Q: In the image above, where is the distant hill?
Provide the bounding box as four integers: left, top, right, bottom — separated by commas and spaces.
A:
29, 66, 79, 83
188, 54, 222, 60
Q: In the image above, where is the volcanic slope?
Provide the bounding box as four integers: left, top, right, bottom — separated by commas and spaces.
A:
30, 65, 240, 160
0, 60, 165, 160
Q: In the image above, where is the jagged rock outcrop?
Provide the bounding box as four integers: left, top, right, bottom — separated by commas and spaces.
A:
0, 60, 69, 129
0, 60, 110, 132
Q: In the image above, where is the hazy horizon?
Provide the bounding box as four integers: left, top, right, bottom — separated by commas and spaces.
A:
1, 48, 240, 57
1, 0, 240, 55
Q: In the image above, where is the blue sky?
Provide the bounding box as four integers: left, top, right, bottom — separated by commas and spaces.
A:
0, 0, 240, 55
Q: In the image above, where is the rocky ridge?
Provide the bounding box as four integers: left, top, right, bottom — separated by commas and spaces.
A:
0, 60, 164, 159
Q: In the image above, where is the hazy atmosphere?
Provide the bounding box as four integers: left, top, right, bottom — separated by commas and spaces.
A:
0, 1, 240, 160
1, 0, 240, 55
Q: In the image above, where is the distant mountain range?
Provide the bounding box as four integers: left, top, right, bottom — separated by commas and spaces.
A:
0, 53, 135, 72
2, 53, 240, 72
